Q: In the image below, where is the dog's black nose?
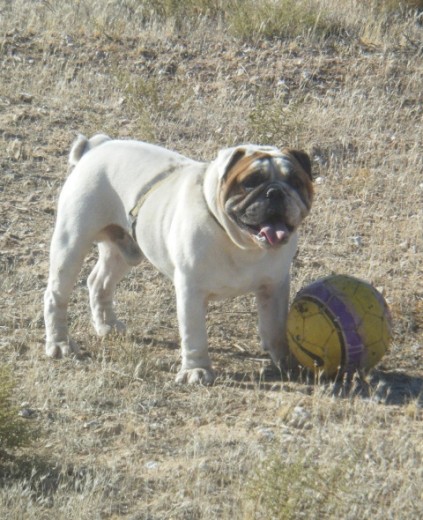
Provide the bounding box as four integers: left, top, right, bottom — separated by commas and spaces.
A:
266, 187, 283, 200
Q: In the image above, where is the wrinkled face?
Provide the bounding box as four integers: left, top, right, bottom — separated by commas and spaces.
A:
221, 148, 313, 249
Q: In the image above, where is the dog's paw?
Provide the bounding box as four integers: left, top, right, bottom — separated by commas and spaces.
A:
94, 320, 126, 337
45, 339, 80, 359
175, 367, 215, 385
279, 352, 300, 372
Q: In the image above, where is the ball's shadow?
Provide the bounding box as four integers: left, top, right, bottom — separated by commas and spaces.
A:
226, 360, 423, 407
321, 369, 423, 406
365, 369, 423, 406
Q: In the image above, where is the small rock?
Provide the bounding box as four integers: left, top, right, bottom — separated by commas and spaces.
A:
19, 92, 33, 103
101, 422, 123, 436
351, 235, 363, 247
83, 420, 101, 429
289, 406, 312, 429
19, 408, 36, 418
257, 427, 275, 440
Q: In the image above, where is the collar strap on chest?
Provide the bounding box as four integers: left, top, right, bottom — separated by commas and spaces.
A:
130, 170, 226, 240
130, 171, 176, 239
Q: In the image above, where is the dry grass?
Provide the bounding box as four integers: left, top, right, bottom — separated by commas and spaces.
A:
0, 365, 34, 452
1, 1, 422, 518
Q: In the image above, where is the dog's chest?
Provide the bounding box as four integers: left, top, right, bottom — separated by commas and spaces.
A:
202, 246, 295, 299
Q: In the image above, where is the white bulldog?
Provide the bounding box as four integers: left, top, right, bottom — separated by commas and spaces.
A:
44, 135, 313, 384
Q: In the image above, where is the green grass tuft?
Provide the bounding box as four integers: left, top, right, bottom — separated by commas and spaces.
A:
228, 0, 344, 41
244, 451, 347, 519
248, 96, 308, 148
0, 366, 33, 453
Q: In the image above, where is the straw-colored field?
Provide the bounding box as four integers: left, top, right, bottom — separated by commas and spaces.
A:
1, 1, 422, 518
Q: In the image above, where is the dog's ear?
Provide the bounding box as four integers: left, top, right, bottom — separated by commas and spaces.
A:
288, 149, 313, 180
215, 146, 247, 181
224, 149, 247, 178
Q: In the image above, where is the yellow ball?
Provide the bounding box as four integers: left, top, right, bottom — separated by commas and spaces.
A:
287, 275, 393, 376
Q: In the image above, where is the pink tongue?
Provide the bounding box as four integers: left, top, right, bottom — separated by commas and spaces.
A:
259, 222, 288, 245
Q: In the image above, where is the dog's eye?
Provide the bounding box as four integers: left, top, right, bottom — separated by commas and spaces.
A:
288, 173, 302, 190
242, 172, 263, 190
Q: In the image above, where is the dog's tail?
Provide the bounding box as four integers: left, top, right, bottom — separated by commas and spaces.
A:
69, 134, 111, 166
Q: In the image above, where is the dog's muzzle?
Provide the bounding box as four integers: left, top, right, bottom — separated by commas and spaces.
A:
266, 185, 284, 202
236, 184, 293, 248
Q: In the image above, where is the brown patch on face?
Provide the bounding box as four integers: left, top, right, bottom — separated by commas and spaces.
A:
221, 149, 313, 211
282, 148, 314, 209
220, 147, 314, 249
220, 151, 271, 206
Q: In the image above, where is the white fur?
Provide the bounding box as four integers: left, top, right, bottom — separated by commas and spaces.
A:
44, 135, 301, 384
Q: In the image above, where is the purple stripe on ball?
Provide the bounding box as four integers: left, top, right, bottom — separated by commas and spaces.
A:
298, 281, 365, 371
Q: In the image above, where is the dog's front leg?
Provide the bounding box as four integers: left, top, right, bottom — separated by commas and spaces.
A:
173, 274, 215, 385
256, 277, 297, 372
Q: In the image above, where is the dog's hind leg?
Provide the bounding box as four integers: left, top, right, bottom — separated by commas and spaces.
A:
88, 243, 130, 337
44, 227, 92, 358
88, 225, 142, 337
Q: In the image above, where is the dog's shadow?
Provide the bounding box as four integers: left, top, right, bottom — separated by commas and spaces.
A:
224, 361, 423, 407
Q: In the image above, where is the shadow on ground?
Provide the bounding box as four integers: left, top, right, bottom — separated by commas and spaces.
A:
0, 453, 94, 498
366, 369, 423, 406
224, 359, 423, 407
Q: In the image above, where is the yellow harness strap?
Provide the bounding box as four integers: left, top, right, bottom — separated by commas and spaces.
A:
130, 171, 177, 239
129, 167, 225, 240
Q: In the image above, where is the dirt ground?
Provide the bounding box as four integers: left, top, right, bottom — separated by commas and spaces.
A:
1, 2, 422, 519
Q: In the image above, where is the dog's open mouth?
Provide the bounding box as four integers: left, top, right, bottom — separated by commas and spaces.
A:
243, 217, 293, 247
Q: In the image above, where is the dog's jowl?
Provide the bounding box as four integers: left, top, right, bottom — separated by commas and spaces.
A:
44, 135, 313, 384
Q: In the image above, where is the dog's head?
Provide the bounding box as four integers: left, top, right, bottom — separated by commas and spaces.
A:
205, 145, 313, 250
